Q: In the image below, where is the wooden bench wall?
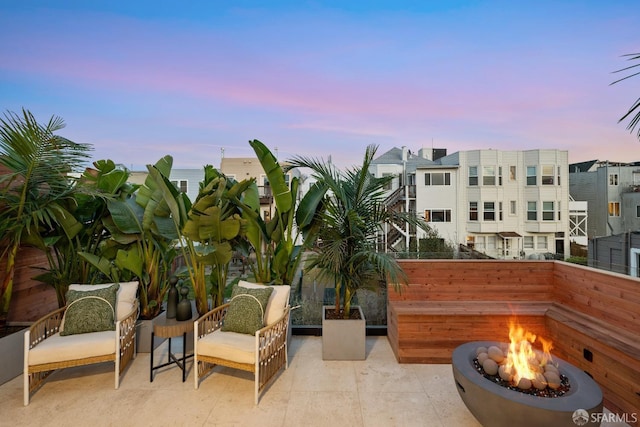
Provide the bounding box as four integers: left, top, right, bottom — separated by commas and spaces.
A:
388, 260, 640, 423
549, 263, 640, 420
389, 260, 555, 363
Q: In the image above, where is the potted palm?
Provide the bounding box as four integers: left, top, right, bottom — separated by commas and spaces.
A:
289, 145, 416, 360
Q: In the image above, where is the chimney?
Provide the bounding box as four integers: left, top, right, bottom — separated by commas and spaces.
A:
418, 148, 431, 160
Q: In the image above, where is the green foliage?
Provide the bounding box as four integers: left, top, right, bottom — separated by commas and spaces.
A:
565, 256, 587, 266
79, 156, 180, 319
0, 109, 91, 321
243, 139, 324, 287
289, 144, 425, 318
182, 167, 251, 309
611, 53, 640, 141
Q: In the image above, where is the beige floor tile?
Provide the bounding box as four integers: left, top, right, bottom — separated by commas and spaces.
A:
359, 392, 443, 427
6, 336, 629, 427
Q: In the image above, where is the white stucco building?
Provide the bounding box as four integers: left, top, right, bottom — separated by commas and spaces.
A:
371, 147, 570, 259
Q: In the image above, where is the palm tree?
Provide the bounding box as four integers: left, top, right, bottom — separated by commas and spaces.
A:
612, 53, 640, 141
289, 144, 420, 319
0, 109, 91, 325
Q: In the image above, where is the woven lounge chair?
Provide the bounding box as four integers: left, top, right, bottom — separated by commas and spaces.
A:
23, 281, 139, 405
194, 281, 291, 404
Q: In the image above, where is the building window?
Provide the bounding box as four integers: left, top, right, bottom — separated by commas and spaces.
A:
469, 167, 478, 186
527, 201, 537, 221
509, 166, 516, 181
557, 166, 561, 186
542, 165, 554, 185
483, 166, 496, 186
171, 180, 188, 193
499, 202, 503, 221
483, 202, 495, 221
609, 173, 619, 186
524, 236, 534, 249
498, 167, 503, 186
526, 166, 536, 185
637, 205, 640, 218
608, 202, 620, 217
425, 209, 452, 222
425, 172, 451, 186
510, 200, 516, 215
537, 236, 547, 250
542, 201, 554, 221
469, 202, 478, 221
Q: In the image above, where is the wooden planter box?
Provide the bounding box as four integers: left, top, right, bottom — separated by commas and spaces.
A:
322, 305, 366, 360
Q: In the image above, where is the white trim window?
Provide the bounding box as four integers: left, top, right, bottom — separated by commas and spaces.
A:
424, 209, 452, 222
542, 165, 554, 185
425, 172, 451, 186
526, 166, 536, 186
542, 201, 554, 221
527, 201, 537, 221
483, 166, 496, 186
483, 202, 495, 221
469, 167, 478, 186
608, 202, 620, 217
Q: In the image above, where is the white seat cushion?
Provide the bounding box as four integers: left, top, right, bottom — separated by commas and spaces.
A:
198, 330, 255, 365
69, 281, 138, 321
28, 331, 116, 366
238, 281, 290, 325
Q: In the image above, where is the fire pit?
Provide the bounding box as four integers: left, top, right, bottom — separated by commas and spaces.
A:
452, 340, 603, 427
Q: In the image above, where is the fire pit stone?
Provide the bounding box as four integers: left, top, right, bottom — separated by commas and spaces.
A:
453, 341, 603, 427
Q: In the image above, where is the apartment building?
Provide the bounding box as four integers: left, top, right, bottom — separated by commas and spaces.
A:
372, 148, 570, 259
569, 160, 640, 238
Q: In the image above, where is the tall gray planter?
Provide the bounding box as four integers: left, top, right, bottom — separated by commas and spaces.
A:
322, 305, 366, 360
136, 317, 163, 353
1, 326, 27, 385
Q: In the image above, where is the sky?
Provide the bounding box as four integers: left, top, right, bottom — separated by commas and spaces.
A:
1, 1, 639, 171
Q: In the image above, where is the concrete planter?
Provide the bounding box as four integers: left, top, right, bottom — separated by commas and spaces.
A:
136, 317, 163, 353
322, 305, 366, 360
0, 326, 27, 385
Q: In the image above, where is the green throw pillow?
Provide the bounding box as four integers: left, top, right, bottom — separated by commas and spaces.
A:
221, 284, 273, 335
60, 284, 120, 336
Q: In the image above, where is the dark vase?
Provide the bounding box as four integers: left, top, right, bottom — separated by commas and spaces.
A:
176, 286, 192, 321
166, 276, 179, 319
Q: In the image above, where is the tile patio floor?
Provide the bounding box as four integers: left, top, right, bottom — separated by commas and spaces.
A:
0, 336, 629, 427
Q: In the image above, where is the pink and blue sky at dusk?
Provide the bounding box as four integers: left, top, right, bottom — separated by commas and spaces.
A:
1, 0, 639, 170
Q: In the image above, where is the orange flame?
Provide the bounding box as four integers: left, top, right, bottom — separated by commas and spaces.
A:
505, 320, 554, 386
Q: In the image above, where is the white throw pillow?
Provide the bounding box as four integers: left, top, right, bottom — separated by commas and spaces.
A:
238, 281, 290, 325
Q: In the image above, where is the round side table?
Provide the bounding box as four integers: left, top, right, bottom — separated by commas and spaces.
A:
149, 309, 197, 382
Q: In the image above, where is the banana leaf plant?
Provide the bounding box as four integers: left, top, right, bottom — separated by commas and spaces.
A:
0, 109, 91, 325
181, 166, 252, 311
80, 156, 180, 319
242, 139, 325, 287
33, 159, 136, 306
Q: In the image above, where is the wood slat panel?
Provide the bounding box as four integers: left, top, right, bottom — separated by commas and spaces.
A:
387, 260, 640, 425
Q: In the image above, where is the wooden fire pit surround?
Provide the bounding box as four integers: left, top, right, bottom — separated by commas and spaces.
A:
388, 260, 640, 426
